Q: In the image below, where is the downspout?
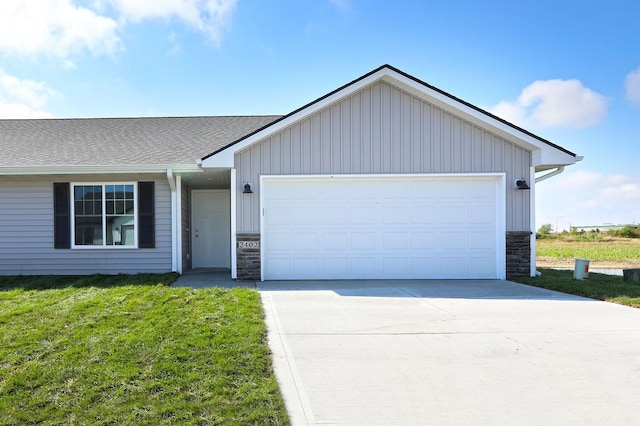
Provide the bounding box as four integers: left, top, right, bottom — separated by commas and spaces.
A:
532, 164, 573, 276
532, 167, 566, 276
230, 169, 238, 279
176, 175, 182, 274
167, 169, 178, 273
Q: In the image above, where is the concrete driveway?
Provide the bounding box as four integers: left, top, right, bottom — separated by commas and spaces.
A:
259, 279, 640, 425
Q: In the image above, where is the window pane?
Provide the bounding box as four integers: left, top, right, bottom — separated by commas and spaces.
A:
73, 185, 103, 246
106, 214, 135, 245
105, 184, 135, 246
75, 216, 102, 245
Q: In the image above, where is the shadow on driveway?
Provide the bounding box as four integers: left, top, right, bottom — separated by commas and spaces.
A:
259, 278, 592, 301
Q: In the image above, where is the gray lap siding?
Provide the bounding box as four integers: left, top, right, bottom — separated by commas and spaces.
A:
0, 177, 172, 275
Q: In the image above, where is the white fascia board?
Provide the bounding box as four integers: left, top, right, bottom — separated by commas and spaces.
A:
201, 68, 394, 169
0, 164, 203, 176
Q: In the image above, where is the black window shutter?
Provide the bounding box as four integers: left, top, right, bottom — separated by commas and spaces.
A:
53, 182, 71, 249
138, 181, 155, 248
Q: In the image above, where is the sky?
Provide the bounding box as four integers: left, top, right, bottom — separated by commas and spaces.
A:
0, 0, 638, 231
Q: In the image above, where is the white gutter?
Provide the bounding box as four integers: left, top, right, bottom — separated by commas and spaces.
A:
535, 166, 565, 183
0, 163, 202, 176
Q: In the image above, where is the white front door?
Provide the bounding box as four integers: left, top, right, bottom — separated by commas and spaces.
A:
192, 190, 230, 268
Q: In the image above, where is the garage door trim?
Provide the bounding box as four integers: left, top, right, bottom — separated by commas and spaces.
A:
260, 173, 506, 281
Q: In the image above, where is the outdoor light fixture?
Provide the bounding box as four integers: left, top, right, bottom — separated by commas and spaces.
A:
515, 178, 530, 190
243, 183, 253, 194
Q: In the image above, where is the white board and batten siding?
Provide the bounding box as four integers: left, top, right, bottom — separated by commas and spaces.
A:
0, 176, 173, 275
235, 80, 532, 235
261, 175, 505, 280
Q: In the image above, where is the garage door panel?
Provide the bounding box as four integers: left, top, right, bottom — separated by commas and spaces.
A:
383, 206, 408, 224
409, 232, 437, 249
323, 206, 348, 224
263, 176, 500, 279
468, 257, 497, 277
467, 179, 496, 198
266, 232, 291, 250
322, 258, 348, 276
410, 258, 440, 275
265, 258, 290, 277
292, 258, 320, 275
382, 181, 409, 198
440, 206, 467, 224
348, 181, 377, 199
323, 232, 348, 249
468, 231, 495, 249
321, 182, 349, 199
383, 257, 409, 274
469, 205, 496, 223
383, 232, 409, 249
290, 207, 317, 224
410, 206, 438, 223
441, 231, 467, 249
265, 207, 292, 225
351, 232, 376, 249
351, 207, 376, 224
292, 232, 319, 250
438, 257, 467, 276
351, 257, 377, 271
408, 181, 438, 199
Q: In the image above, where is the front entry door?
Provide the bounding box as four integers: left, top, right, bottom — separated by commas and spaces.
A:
192, 190, 231, 268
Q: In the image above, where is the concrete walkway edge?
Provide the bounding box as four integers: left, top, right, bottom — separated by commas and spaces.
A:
261, 292, 313, 425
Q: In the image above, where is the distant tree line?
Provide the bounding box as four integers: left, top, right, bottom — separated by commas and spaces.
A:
536, 223, 639, 239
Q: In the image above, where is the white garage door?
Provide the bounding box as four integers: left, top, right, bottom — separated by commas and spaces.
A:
262, 176, 503, 280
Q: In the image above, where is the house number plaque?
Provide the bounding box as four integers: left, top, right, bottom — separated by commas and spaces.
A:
238, 241, 260, 249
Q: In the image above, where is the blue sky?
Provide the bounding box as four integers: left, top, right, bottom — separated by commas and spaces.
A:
1, 0, 638, 230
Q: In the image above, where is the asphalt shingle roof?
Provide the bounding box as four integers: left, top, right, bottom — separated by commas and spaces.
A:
0, 115, 281, 168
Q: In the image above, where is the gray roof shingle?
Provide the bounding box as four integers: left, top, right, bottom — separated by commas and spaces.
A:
0, 115, 281, 168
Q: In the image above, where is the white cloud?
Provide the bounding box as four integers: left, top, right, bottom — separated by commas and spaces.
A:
489, 79, 608, 129
0, 0, 121, 59
625, 66, 640, 104
110, 0, 238, 44
0, 69, 57, 119
536, 169, 640, 231
0, 1, 239, 62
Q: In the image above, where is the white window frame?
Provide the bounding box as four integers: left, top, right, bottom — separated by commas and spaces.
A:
70, 182, 138, 249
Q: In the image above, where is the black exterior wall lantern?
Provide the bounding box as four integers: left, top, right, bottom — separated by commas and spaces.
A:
243, 183, 253, 194
515, 178, 530, 190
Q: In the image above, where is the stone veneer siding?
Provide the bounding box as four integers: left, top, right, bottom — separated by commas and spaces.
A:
236, 233, 261, 281
506, 231, 532, 278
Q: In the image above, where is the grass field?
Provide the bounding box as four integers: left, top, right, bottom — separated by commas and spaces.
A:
513, 268, 640, 308
536, 235, 640, 263
0, 274, 288, 425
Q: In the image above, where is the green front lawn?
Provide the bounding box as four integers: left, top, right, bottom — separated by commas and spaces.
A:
0, 274, 288, 425
512, 268, 640, 308
536, 236, 640, 263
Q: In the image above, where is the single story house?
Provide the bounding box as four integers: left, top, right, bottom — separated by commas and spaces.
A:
0, 65, 580, 280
